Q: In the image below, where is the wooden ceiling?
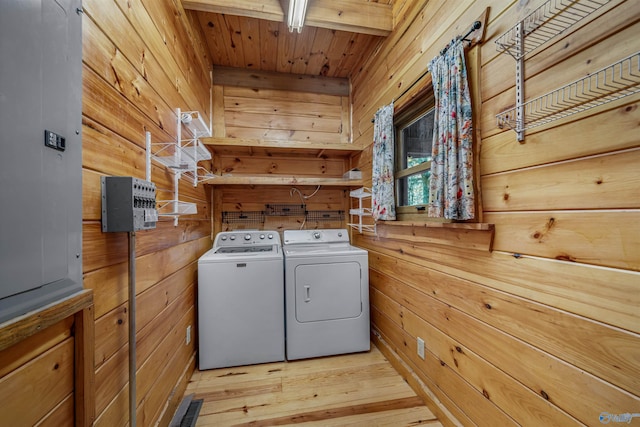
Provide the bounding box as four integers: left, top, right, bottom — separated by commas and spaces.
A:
184, 0, 393, 78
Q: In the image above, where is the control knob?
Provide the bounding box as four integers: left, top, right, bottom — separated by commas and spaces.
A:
244, 234, 252, 241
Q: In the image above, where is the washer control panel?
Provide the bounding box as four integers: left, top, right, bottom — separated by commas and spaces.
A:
215, 230, 280, 248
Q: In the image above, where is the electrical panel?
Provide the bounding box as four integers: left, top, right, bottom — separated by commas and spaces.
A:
101, 176, 158, 232
0, 0, 83, 323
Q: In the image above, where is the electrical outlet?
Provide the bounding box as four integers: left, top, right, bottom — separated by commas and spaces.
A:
186, 325, 192, 345
417, 337, 425, 359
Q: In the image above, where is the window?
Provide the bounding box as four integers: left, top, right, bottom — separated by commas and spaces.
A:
394, 95, 436, 219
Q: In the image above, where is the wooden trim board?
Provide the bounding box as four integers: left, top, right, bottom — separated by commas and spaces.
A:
376, 221, 495, 252
213, 66, 350, 96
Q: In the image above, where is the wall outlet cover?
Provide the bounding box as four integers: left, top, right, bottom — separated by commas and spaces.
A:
417, 337, 425, 359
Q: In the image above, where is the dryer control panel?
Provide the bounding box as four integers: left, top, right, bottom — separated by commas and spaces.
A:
283, 229, 349, 245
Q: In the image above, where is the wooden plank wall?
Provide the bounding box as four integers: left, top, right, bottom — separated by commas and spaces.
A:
0, 317, 76, 425
211, 67, 350, 143
350, 0, 640, 426
0, 1, 212, 426
208, 68, 354, 235
82, 0, 212, 425
215, 185, 348, 234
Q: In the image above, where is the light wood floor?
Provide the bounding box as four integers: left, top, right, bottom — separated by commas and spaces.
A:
185, 344, 442, 426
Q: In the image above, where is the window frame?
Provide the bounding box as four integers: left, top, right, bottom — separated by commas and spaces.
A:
393, 88, 446, 221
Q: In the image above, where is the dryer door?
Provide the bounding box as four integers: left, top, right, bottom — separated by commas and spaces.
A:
294, 261, 362, 322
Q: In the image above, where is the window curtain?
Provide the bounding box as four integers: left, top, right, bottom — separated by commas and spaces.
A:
427, 40, 475, 220
371, 102, 396, 221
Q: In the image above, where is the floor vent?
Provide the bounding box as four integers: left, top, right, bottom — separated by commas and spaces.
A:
180, 399, 203, 427
170, 394, 203, 427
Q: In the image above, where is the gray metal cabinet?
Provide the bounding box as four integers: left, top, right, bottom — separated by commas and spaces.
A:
0, 0, 83, 322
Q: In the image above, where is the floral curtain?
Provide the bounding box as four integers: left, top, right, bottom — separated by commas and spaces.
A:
371, 102, 396, 221
427, 40, 475, 220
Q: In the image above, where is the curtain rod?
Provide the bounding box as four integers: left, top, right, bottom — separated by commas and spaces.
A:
441, 20, 482, 55
371, 20, 482, 123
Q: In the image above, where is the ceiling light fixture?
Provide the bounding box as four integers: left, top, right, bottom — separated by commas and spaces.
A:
287, 0, 308, 33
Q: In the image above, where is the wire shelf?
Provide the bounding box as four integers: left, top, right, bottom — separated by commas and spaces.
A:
349, 208, 372, 216
265, 204, 306, 216
152, 141, 211, 169
151, 143, 192, 170
497, 51, 640, 131
222, 211, 265, 224
306, 210, 345, 221
157, 200, 197, 216
349, 187, 374, 234
181, 140, 212, 163
495, 0, 611, 59
350, 187, 372, 199
348, 223, 377, 234
182, 166, 217, 185
181, 110, 211, 138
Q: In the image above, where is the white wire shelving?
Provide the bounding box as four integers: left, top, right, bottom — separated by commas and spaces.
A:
495, 0, 611, 60
497, 52, 640, 132
180, 110, 211, 139
145, 108, 215, 224
156, 200, 198, 216
348, 187, 376, 234
493, 0, 639, 142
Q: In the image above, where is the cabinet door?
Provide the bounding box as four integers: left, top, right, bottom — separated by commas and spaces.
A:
294, 262, 362, 322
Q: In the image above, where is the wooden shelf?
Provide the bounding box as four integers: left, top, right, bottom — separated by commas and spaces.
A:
201, 137, 363, 157
0, 290, 93, 351
376, 221, 495, 252
205, 174, 363, 186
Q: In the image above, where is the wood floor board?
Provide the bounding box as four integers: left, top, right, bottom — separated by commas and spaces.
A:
294, 406, 443, 426
186, 344, 441, 426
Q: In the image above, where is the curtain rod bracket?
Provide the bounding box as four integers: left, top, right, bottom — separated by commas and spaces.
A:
441, 21, 482, 55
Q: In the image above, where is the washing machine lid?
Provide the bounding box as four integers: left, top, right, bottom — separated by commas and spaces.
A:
199, 245, 282, 262
216, 245, 276, 254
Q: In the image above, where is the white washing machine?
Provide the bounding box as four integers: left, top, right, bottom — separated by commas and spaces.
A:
283, 229, 370, 360
198, 231, 284, 370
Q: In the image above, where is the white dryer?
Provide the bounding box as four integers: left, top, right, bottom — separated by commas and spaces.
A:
283, 229, 370, 360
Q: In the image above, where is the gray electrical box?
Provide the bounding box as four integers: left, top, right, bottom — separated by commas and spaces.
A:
101, 177, 158, 232
0, 0, 84, 323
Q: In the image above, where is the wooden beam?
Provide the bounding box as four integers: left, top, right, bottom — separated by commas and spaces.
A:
183, 0, 392, 36
213, 66, 349, 96
182, 0, 284, 22
306, 0, 392, 36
